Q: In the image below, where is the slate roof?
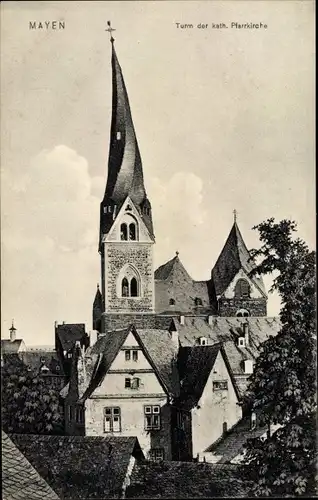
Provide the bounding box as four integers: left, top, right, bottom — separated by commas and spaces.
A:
80, 326, 180, 401
212, 222, 266, 297
19, 351, 65, 376
10, 434, 144, 499
1, 339, 24, 354
206, 416, 267, 463
175, 315, 280, 396
55, 323, 88, 351
154, 255, 214, 314
178, 344, 240, 408
2, 431, 59, 500
126, 461, 249, 498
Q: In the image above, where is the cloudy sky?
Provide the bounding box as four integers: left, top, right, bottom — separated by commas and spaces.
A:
1, 1, 315, 345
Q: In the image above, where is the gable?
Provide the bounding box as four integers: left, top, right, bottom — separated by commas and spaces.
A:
222, 268, 264, 299
199, 351, 239, 407
105, 196, 153, 243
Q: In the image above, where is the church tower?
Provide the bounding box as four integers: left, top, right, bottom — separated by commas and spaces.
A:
211, 214, 267, 317
95, 27, 155, 332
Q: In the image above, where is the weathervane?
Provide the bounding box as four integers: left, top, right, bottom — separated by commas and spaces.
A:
233, 209, 238, 223
106, 20, 116, 43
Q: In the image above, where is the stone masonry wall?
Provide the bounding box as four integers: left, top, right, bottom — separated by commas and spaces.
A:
218, 298, 267, 317
104, 242, 154, 313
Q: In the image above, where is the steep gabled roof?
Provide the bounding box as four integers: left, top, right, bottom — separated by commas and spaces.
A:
55, 323, 88, 351
80, 326, 179, 401
206, 416, 267, 463
1, 339, 24, 354
126, 462, 248, 498
212, 222, 266, 297
10, 434, 144, 500
178, 344, 240, 409
2, 431, 59, 500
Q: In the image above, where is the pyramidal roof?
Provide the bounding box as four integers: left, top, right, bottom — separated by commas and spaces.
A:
155, 254, 193, 281
212, 222, 266, 297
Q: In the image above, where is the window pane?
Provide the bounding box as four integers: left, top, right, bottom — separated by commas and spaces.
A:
125, 350, 131, 361
120, 223, 128, 241
144, 406, 152, 414
152, 406, 160, 414
104, 417, 111, 432
145, 415, 152, 429
153, 415, 160, 429
125, 378, 131, 388
129, 223, 136, 241
122, 278, 129, 297
132, 350, 138, 361
105, 408, 111, 415
113, 407, 120, 415
130, 277, 138, 297
131, 378, 140, 389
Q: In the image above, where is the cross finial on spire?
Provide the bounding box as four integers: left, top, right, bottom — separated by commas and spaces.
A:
106, 20, 116, 43
10, 319, 16, 332
176, 251, 179, 257
233, 209, 238, 223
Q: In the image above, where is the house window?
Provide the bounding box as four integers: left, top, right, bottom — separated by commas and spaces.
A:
104, 407, 121, 433
213, 381, 228, 391
149, 448, 164, 462
235, 279, 251, 299
199, 337, 207, 346
76, 406, 84, 424
132, 350, 138, 362
144, 405, 161, 430
68, 406, 74, 421
125, 377, 140, 390
169, 298, 175, 306
125, 350, 131, 361
177, 411, 185, 430
238, 337, 246, 347
116, 131, 121, 140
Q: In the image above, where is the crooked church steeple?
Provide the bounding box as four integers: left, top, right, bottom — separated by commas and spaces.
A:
95, 26, 156, 331
99, 29, 154, 249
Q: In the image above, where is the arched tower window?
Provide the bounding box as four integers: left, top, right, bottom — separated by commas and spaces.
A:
235, 279, 251, 299
129, 223, 136, 241
118, 265, 141, 298
169, 298, 175, 306
122, 278, 129, 297
120, 223, 128, 241
131, 277, 138, 297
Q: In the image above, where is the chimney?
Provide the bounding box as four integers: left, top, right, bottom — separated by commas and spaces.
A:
208, 315, 213, 325
89, 330, 98, 347
179, 315, 185, 326
243, 321, 249, 345
9, 320, 17, 342
169, 322, 179, 351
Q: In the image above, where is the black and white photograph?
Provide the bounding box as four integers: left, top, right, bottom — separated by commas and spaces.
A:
1, 1, 316, 498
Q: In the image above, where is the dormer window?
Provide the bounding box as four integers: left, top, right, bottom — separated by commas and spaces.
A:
195, 297, 203, 306
244, 359, 254, 374
169, 298, 175, 306
238, 337, 246, 347
116, 131, 121, 140
199, 337, 207, 346
40, 365, 49, 373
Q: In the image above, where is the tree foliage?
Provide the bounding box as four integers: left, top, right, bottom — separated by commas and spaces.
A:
1, 354, 64, 435
243, 218, 316, 497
